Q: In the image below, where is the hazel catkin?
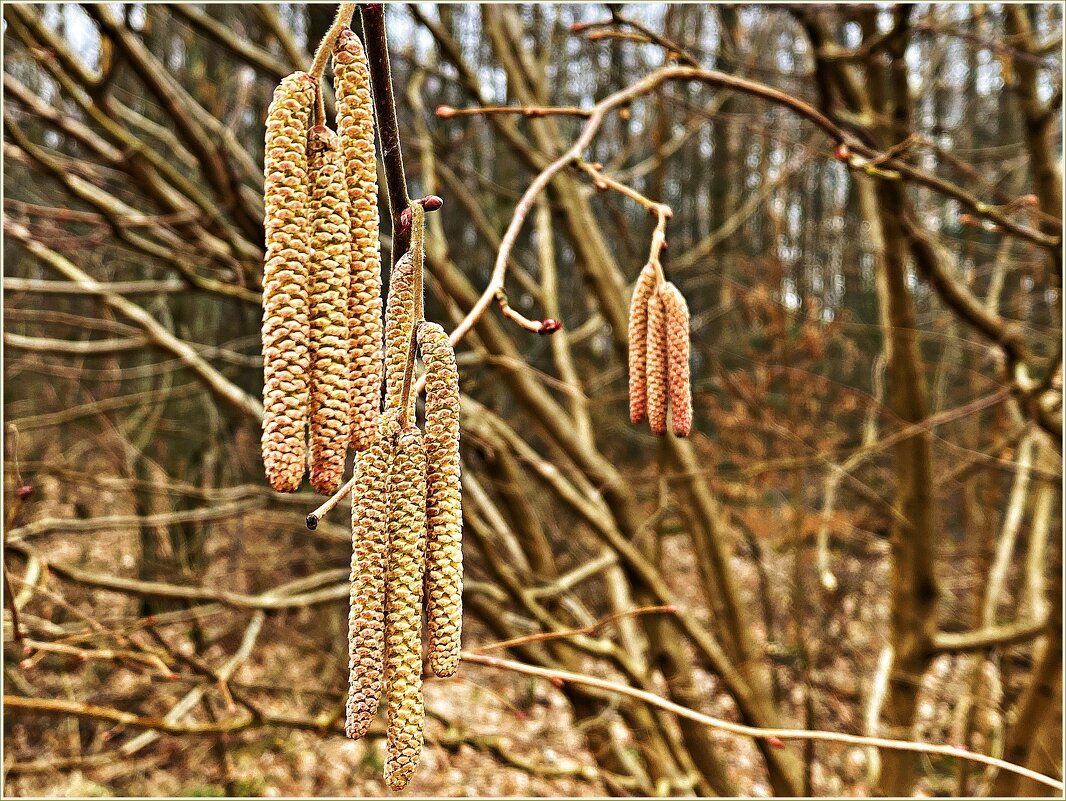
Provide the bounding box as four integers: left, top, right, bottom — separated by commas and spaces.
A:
383, 426, 428, 791
345, 417, 398, 740
417, 321, 463, 678
645, 290, 669, 436
261, 71, 316, 493
628, 262, 659, 425
383, 252, 416, 422
306, 125, 352, 494
334, 28, 384, 452
660, 282, 692, 437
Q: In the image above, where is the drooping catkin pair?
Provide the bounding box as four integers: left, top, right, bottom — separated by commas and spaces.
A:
628, 263, 692, 437
345, 257, 463, 791
260, 29, 382, 495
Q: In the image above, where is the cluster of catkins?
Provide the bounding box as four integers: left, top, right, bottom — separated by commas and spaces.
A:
261, 29, 462, 792
628, 262, 692, 436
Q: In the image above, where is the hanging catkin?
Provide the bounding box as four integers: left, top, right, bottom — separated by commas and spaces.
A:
261, 71, 316, 493
306, 125, 352, 494
345, 416, 398, 740
334, 28, 384, 452
417, 321, 463, 678
383, 426, 428, 791
382, 252, 416, 421
660, 282, 692, 437
645, 290, 669, 436
628, 262, 659, 425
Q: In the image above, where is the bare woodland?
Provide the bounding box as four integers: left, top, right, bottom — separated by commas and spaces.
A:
2, 3, 1064, 798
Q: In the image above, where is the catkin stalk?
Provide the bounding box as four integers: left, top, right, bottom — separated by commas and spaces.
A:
334, 28, 384, 452
628, 263, 659, 425
306, 125, 352, 494
418, 321, 463, 678
646, 290, 669, 436
261, 71, 316, 492
660, 282, 692, 437
345, 417, 398, 740
383, 426, 428, 790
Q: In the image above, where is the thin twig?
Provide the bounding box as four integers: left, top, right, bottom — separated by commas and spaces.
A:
461, 652, 1064, 792
306, 474, 357, 530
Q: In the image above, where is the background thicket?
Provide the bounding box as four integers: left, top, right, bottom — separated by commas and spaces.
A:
3, 3, 1062, 797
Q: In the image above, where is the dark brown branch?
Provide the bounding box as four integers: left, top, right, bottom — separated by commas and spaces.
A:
360, 4, 411, 261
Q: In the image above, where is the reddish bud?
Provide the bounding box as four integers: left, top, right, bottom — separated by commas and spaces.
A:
834, 143, 850, 161
19, 659, 33, 670
167, 672, 181, 681
550, 677, 565, 688
420, 195, 444, 212
399, 196, 445, 233
22, 645, 32, 656
619, 107, 631, 120
144, 615, 157, 626
16, 485, 32, 500
594, 180, 609, 190
538, 319, 563, 335
1021, 194, 1039, 206
435, 105, 456, 119
78, 652, 89, 662
768, 736, 785, 749
570, 22, 587, 33
514, 710, 527, 721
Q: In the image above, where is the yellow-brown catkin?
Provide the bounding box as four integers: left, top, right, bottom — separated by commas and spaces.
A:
628, 263, 659, 425
307, 125, 352, 494
383, 426, 428, 790
660, 282, 692, 437
345, 417, 398, 740
645, 290, 669, 436
383, 252, 416, 421
417, 322, 463, 678
334, 28, 383, 452
262, 71, 315, 493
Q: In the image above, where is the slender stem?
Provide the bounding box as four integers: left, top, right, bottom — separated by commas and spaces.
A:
305, 474, 357, 530
359, 3, 411, 262
461, 652, 1064, 793
308, 3, 356, 81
